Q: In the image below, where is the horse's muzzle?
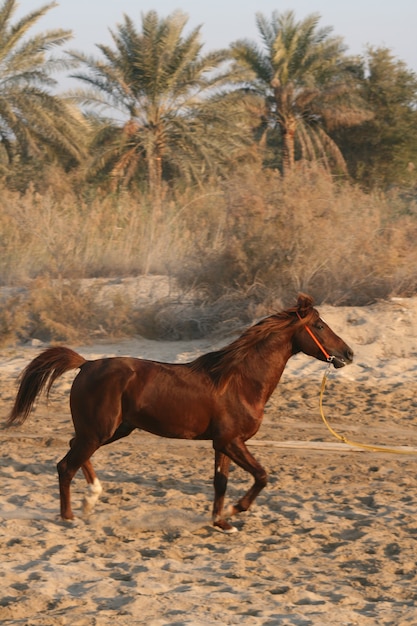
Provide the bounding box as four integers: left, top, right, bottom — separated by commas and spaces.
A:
332, 348, 354, 368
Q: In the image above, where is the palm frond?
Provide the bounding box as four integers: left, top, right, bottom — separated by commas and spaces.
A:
232, 9, 369, 175
0, 0, 87, 168
67, 9, 253, 192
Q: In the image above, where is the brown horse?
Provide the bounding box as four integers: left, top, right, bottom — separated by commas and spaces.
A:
6, 294, 353, 532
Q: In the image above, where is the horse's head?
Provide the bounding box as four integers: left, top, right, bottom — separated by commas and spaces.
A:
292, 294, 353, 368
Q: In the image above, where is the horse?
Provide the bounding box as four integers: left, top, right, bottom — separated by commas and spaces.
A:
6, 293, 353, 532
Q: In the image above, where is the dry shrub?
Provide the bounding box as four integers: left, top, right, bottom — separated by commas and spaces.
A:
176, 164, 417, 307
1, 164, 417, 343
133, 285, 272, 340
0, 278, 140, 346
0, 184, 153, 283
0, 294, 30, 345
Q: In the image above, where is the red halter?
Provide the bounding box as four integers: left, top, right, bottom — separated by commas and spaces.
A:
296, 312, 333, 362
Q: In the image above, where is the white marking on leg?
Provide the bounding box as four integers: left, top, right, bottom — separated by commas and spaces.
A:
82, 478, 103, 514
213, 514, 238, 533
215, 524, 238, 534
225, 504, 235, 517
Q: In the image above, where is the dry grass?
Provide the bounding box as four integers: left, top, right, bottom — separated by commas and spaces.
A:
1, 164, 416, 344
0, 279, 141, 345
178, 165, 417, 306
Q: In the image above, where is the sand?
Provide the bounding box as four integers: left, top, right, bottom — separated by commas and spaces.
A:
1, 296, 417, 625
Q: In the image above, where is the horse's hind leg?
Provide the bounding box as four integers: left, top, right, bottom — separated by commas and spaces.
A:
79, 423, 135, 515
212, 451, 234, 533
80, 459, 103, 514
66, 437, 103, 515
57, 438, 100, 520
60, 422, 135, 518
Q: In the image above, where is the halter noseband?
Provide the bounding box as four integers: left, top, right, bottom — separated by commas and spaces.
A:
296, 312, 333, 362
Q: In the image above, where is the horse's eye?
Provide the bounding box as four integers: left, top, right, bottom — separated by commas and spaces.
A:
315, 323, 324, 331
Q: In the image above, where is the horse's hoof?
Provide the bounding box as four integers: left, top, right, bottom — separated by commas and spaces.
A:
213, 520, 238, 533
57, 515, 77, 526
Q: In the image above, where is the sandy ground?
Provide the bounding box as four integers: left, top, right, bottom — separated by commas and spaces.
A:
2, 296, 417, 625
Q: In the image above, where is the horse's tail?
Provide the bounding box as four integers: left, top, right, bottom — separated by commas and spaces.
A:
6, 347, 87, 427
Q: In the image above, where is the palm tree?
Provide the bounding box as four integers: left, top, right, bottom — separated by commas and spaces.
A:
230, 10, 371, 175
68, 10, 251, 209
0, 0, 87, 172
333, 46, 417, 189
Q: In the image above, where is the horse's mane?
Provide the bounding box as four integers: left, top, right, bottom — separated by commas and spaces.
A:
190, 297, 316, 389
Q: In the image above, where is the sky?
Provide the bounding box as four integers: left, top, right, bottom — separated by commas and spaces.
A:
18, 0, 417, 76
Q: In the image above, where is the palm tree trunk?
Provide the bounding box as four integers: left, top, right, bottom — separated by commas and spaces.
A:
148, 154, 162, 220
145, 152, 163, 273
281, 117, 296, 176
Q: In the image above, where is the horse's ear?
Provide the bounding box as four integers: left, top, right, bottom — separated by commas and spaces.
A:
296, 293, 314, 316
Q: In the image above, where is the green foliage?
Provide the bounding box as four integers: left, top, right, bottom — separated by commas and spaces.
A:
0, 0, 88, 177
1, 5, 416, 192
230, 10, 371, 175
68, 10, 252, 201
332, 47, 417, 189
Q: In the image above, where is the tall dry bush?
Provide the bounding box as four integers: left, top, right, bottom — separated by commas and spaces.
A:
0, 278, 141, 346
1, 164, 417, 343
176, 164, 417, 306
0, 184, 159, 283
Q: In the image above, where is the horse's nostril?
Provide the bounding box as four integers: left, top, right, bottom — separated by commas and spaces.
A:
346, 349, 354, 362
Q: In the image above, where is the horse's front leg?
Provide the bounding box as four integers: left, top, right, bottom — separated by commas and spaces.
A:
212, 450, 234, 533
221, 439, 268, 524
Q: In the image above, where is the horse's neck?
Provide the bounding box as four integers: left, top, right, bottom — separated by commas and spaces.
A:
242, 335, 293, 405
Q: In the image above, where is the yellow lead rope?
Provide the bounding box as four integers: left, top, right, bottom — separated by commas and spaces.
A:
319, 367, 417, 455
